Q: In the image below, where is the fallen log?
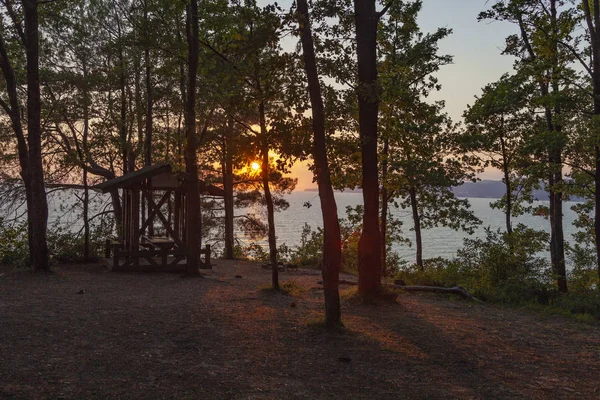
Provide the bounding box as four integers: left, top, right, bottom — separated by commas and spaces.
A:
388, 284, 482, 303
317, 280, 482, 303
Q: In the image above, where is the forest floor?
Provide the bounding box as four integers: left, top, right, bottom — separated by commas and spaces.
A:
1, 260, 599, 399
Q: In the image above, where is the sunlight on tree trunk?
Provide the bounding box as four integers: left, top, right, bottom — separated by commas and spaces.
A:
297, 0, 342, 327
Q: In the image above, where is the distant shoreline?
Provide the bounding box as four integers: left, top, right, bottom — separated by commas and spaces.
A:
304, 180, 585, 202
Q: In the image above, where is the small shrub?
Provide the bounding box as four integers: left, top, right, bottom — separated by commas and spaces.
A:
0, 219, 28, 266
280, 281, 304, 296
548, 291, 600, 319
258, 281, 304, 296
394, 257, 463, 288
455, 224, 550, 298
235, 243, 270, 263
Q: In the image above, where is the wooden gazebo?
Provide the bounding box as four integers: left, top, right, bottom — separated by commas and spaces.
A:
95, 164, 224, 272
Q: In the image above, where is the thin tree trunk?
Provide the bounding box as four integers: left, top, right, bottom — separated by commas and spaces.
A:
499, 131, 513, 236
134, 51, 147, 230
581, 4, 599, 272
82, 168, 90, 261
380, 135, 389, 274
548, 0, 567, 292
409, 185, 423, 269
144, 0, 152, 168
110, 189, 123, 237
177, 29, 186, 167
23, 0, 49, 271
297, 0, 342, 327
145, 17, 154, 235
184, 0, 201, 276
223, 116, 235, 259
0, 30, 34, 268
593, 70, 600, 283
517, 5, 566, 291
258, 100, 279, 290
82, 55, 91, 261
354, 0, 382, 296
117, 16, 128, 175
588, 0, 600, 283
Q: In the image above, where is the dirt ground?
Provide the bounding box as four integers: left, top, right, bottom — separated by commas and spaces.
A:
1, 260, 599, 400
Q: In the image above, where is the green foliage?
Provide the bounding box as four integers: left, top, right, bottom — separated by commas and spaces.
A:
543, 291, 600, 320
395, 224, 550, 299
286, 222, 361, 274
279, 281, 304, 296
288, 223, 324, 268
0, 218, 110, 266
394, 257, 464, 287
455, 224, 550, 296
0, 219, 29, 265
233, 243, 270, 263
567, 242, 598, 292
287, 205, 405, 276
390, 222, 600, 320
47, 226, 105, 264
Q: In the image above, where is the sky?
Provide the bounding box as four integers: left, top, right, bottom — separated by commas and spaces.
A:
281, 0, 520, 190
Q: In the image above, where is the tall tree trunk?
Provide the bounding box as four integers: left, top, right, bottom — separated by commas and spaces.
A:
82, 168, 90, 261
354, 0, 382, 297
409, 186, 423, 269
380, 135, 389, 274
0, 34, 33, 267
585, 0, 600, 283
595, 149, 600, 282
593, 44, 600, 283
297, 0, 342, 327
23, 0, 49, 271
177, 29, 187, 167
117, 18, 128, 175
547, 0, 567, 292
499, 131, 513, 236
110, 189, 123, 236
259, 100, 279, 290
144, 0, 152, 168
517, 6, 566, 291
144, 6, 154, 235
134, 51, 146, 229
184, 0, 201, 276
223, 116, 235, 259
82, 56, 91, 261
549, 148, 567, 291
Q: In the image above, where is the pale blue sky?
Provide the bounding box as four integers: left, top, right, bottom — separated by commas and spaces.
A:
417, 0, 518, 121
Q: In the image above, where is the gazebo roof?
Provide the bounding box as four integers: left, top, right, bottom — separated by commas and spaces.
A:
94, 163, 225, 197
94, 164, 172, 193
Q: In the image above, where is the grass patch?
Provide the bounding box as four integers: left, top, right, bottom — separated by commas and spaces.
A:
304, 314, 347, 333
341, 285, 401, 305
524, 303, 599, 324
258, 281, 304, 297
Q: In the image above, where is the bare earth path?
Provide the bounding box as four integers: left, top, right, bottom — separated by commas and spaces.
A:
1, 260, 599, 399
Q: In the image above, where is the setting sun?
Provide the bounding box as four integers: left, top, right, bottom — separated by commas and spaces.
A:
251, 162, 260, 171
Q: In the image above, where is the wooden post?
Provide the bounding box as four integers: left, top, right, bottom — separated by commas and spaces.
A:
122, 189, 128, 250
174, 189, 181, 242
205, 244, 210, 267
105, 238, 111, 259
113, 246, 119, 269
132, 186, 140, 268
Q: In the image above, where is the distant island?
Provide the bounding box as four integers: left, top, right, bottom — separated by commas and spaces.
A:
306, 180, 583, 201
304, 188, 363, 193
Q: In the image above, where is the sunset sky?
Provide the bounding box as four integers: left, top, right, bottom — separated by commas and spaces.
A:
278, 0, 519, 190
